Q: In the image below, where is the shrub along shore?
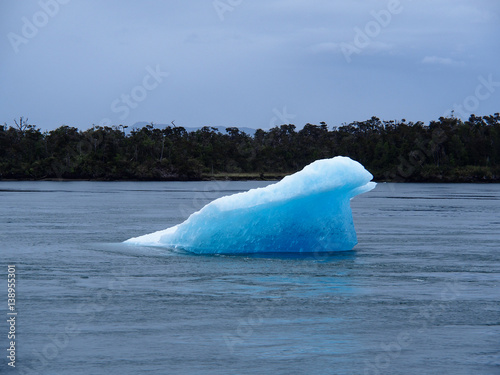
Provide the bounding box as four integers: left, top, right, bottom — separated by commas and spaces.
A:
1, 114, 499, 182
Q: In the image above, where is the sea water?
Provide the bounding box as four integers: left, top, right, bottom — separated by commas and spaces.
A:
1, 181, 499, 375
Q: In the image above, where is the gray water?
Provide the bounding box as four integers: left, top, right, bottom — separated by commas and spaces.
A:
1, 181, 499, 375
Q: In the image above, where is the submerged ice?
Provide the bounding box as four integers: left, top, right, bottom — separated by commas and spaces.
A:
125, 156, 376, 254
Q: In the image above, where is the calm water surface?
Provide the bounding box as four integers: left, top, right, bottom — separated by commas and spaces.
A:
1, 181, 499, 375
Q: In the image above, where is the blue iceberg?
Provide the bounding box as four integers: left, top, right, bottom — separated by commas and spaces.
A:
125, 156, 376, 254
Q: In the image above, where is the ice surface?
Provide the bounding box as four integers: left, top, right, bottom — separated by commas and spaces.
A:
124, 156, 376, 254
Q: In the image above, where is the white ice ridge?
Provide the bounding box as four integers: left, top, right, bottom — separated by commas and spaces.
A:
124, 156, 376, 254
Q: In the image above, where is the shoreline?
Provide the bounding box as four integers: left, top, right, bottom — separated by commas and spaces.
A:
1, 175, 499, 183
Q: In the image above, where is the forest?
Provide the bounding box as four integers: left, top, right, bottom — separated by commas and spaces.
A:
1, 114, 499, 182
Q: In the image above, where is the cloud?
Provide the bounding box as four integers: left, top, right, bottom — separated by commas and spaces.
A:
421, 56, 466, 67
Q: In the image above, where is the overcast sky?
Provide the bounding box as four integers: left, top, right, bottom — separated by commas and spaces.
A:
1, 0, 499, 131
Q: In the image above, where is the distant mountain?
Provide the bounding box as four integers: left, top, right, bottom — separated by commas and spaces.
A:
132, 122, 258, 135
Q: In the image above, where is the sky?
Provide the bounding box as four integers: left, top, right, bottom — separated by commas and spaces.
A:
0, 0, 499, 132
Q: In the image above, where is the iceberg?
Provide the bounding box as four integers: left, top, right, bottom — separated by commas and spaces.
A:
124, 156, 376, 254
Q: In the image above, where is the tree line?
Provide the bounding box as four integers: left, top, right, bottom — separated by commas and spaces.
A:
1, 114, 499, 182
